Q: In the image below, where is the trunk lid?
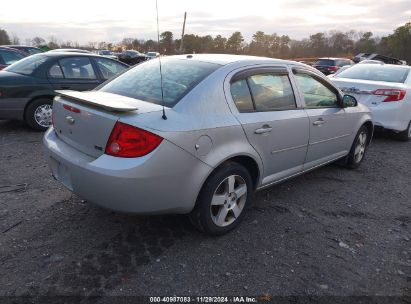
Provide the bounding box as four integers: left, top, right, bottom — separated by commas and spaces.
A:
331, 78, 406, 107
52, 91, 163, 158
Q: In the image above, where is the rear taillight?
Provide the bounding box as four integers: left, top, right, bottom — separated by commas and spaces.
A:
105, 122, 163, 158
372, 89, 406, 102
63, 104, 81, 113
327, 66, 338, 72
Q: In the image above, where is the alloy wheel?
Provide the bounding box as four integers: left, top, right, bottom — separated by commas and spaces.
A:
354, 131, 367, 163
210, 175, 247, 227
34, 104, 52, 128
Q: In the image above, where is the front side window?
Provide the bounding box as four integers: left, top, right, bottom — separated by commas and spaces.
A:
94, 57, 127, 80
294, 73, 338, 108
100, 58, 221, 107
59, 57, 96, 79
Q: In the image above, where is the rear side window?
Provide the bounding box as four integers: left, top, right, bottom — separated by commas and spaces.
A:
230, 73, 296, 112
59, 57, 96, 79
315, 59, 335, 66
248, 74, 296, 111
100, 58, 221, 107
335, 64, 410, 83
231, 79, 254, 112
48, 62, 64, 78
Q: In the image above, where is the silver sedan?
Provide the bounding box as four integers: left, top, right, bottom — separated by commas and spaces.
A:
44, 54, 373, 235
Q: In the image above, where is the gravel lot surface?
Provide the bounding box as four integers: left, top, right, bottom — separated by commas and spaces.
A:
0, 120, 410, 302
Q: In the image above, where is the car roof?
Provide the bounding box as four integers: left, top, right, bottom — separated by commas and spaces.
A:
42, 52, 99, 57
0, 46, 27, 54
168, 54, 305, 66
317, 57, 350, 61
49, 49, 91, 53
3, 45, 40, 49
37, 52, 129, 65
352, 63, 411, 69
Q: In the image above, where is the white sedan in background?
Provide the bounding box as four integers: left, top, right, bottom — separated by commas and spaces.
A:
331, 63, 411, 141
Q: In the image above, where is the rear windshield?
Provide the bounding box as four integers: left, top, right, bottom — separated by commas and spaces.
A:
100, 58, 221, 107
5, 54, 48, 75
335, 64, 410, 83
315, 59, 335, 66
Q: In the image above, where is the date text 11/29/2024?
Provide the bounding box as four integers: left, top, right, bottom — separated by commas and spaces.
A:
149, 296, 260, 303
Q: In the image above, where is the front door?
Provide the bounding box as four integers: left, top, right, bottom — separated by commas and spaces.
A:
292, 69, 352, 169
228, 67, 310, 185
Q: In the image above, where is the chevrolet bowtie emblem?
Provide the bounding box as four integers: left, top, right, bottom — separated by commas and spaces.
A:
66, 116, 75, 125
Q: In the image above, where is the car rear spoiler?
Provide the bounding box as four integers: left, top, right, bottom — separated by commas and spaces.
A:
55, 90, 139, 112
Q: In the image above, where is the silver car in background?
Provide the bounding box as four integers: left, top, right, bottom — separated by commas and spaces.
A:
44, 55, 373, 235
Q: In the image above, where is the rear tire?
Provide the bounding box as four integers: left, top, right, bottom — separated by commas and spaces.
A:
345, 125, 369, 169
396, 121, 411, 142
25, 98, 53, 131
189, 162, 253, 236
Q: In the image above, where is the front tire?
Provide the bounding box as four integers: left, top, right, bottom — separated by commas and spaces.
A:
397, 121, 411, 142
189, 162, 253, 235
25, 98, 53, 131
345, 125, 369, 169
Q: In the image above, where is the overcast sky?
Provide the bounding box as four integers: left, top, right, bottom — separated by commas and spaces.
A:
1, 0, 410, 44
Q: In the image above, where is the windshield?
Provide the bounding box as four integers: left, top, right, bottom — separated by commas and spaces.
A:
4, 54, 48, 75
335, 64, 410, 83
100, 50, 111, 55
147, 52, 157, 56
100, 58, 221, 107
314, 59, 335, 66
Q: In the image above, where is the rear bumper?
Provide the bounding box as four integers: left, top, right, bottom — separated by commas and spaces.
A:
370, 102, 410, 132
43, 128, 212, 214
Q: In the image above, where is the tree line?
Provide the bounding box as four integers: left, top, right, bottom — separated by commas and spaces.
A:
1, 22, 410, 62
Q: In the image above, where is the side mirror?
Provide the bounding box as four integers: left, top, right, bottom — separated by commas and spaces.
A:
342, 94, 358, 107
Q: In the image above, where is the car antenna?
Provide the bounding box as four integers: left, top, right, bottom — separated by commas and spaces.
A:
156, 0, 167, 120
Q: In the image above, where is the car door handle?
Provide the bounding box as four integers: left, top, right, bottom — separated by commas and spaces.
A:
255, 125, 272, 134
312, 119, 325, 126
60, 86, 71, 89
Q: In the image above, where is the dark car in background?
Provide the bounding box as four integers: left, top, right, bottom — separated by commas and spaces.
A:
313, 57, 354, 75
2, 45, 44, 55
0, 47, 27, 70
353, 53, 406, 65
0, 52, 129, 130
118, 50, 148, 65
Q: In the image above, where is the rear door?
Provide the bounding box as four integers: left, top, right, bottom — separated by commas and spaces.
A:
292, 68, 351, 169
47, 57, 102, 91
228, 67, 309, 185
